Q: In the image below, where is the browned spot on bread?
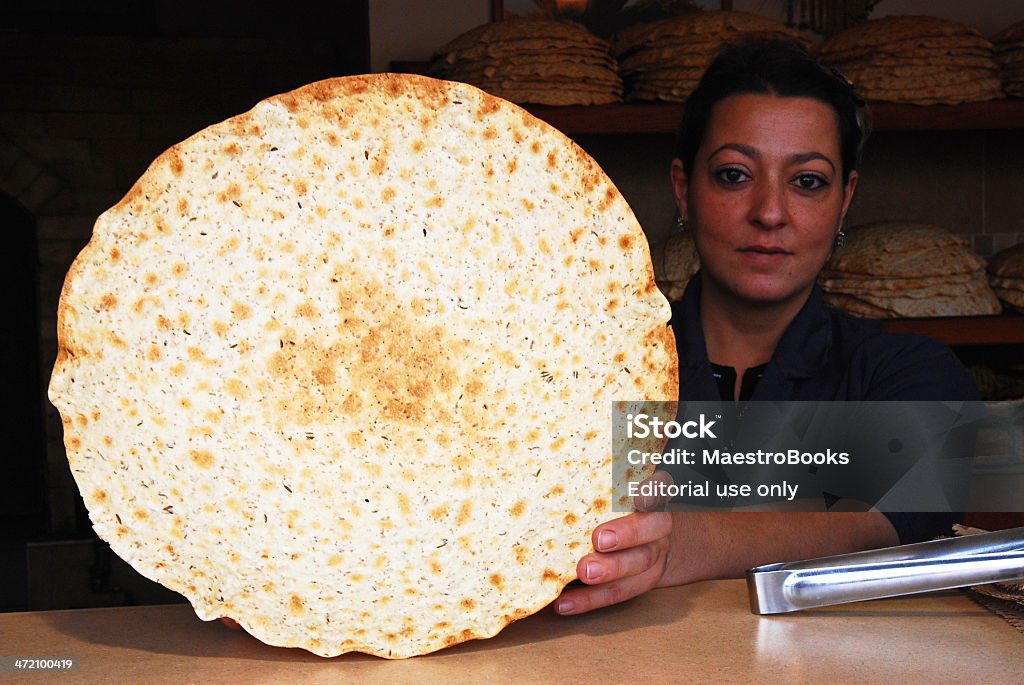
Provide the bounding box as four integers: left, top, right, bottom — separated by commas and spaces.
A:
289, 594, 306, 616
542, 568, 559, 581
224, 378, 246, 399
592, 497, 609, 513
599, 187, 616, 211
563, 513, 578, 525
546, 151, 557, 170
169, 153, 184, 176
381, 187, 395, 202
295, 301, 318, 318
266, 272, 468, 430
177, 197, 188, 215
172, 263, 187, 277
219, 236, 240, 254
99, 293, 117, 310
514, 545, 528, 565
223, 142, 240, 155
294, 180, 308, 196
147, 345, 162, 361
530, 141, 542, 154
476, 97, 500, 119
510, 500, 525, 517
618, 234, 635, 251
231, 302, 251, 320
489, 573, 505, 591
455, 500, 472, 526
190, 450, 214, 469
215, 182, 241, 204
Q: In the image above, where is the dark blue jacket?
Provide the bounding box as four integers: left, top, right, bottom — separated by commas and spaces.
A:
670, 273, 979, 543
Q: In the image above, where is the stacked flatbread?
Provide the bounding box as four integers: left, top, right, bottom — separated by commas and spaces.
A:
649, 228, 699, 301
988, 243, 1024, 313
429, 19, 622, 105
614, 11, 808, 102
817, 15, 1003, 105
993, 20, 1024, 98
48, 74, 678, 658
821, 221, 1001, 318
955, 525, 1024, 633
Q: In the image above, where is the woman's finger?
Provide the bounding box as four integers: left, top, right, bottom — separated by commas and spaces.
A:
591, 511, 672, 553
577, 540, 665, 585
555, 558, 665, 615
634, 469, 675, 512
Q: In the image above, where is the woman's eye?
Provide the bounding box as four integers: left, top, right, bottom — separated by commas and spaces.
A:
793, 174, 828, 191
715, 168, 749, 185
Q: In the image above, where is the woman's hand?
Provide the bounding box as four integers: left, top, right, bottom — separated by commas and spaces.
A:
555, 471, 674, 615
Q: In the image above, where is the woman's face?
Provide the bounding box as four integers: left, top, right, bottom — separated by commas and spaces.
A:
671, 93, 858, 308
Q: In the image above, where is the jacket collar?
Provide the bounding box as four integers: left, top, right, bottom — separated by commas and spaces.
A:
674, 272, 832, 382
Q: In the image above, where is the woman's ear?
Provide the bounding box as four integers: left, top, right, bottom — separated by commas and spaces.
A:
669, 158, 689, 221
840, 169, 858, 222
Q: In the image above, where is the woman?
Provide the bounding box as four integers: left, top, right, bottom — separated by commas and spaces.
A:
556, 39, 978, 616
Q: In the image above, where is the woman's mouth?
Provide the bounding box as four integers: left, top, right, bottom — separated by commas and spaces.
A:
738, 245, 792, 258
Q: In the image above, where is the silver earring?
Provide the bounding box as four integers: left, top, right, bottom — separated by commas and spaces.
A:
834, 229, 846, 248
675, 215, 687, 231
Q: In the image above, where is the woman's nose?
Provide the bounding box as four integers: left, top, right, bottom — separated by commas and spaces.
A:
748, 177, 788, 229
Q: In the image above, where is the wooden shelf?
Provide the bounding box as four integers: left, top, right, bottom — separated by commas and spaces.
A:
525, 99, 1024, 136
882, 313, 1024, 346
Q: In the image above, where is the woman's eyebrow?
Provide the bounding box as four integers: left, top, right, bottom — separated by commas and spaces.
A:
707, 144, 836, 173
706, 143, 756, 161
790, 151, 836, 172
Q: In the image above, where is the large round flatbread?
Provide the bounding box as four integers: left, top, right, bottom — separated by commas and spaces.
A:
48, 74, 678, 658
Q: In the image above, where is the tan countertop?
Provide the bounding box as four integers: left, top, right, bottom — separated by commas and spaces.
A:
1, 580, 1021, 684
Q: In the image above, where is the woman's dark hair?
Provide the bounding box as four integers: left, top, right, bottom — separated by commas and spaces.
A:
675, 39, 869, 184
